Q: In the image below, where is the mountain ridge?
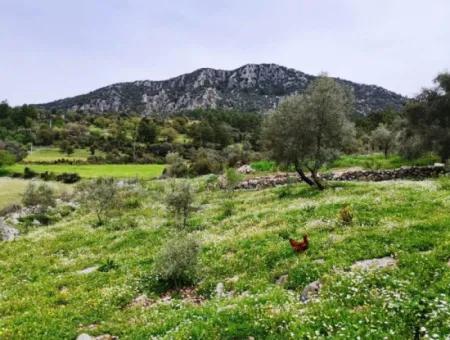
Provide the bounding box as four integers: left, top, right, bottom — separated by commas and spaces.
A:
37, 63, 406, 115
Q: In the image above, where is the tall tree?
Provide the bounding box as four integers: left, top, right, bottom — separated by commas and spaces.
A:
264, 75, 355, 190
402, 72, 450, 162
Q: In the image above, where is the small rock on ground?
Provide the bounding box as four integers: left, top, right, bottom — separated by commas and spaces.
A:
129, 294, 154, 308
77, 266, 99, 275
76, 334, 118, 340
275, 274, 288, 285
300, 280, 321, 302
351, 257, 397, 271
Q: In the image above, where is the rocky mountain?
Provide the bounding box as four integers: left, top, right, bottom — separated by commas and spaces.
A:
38, 64, 406, 115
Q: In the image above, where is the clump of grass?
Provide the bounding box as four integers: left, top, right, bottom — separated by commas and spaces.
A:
338, 205, 353, 225
250, 160, 277, 172
98, 259, 119, 272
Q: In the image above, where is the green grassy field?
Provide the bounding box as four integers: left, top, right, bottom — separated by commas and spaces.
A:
24, 147, 104, 162
0, 178, 70, 210
5, 163, 166, 179
0, 176, 449, 338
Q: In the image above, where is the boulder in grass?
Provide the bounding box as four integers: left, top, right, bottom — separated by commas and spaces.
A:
237, 165, 255, 174
351, 256, 397, 271
300, 280, 321, 303
0, 219, 19, 241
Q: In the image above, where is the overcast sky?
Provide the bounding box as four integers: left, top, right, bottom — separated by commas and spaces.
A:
1, 0, 449, 106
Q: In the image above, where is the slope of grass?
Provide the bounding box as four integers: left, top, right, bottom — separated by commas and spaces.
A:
5, 164, 166, 179
0, 177, 449, 338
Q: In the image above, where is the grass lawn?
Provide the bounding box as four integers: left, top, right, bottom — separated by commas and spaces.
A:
24, 147, 103, 162
0, 176, 449, 338
0, 177, 70, 210
5, 163, 166, 179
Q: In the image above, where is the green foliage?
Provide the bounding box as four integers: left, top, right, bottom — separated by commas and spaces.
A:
191, 148, 224, 175
401, 72, 450, 161
264, 76, 355, 189
151, 235, 200, 290
98, 259, 119, 272
165, 181, 195, 229
22, 182, 56, 210
338, 205, 353, 225
165, 152, 189, 178
250, 160, 277, 172
75, 177, 121, 225
137, 117, 158, 144
220, 199, 235, 219
371, 123, 394, 157
0, 150, 15, 167
223, 167, 243, 192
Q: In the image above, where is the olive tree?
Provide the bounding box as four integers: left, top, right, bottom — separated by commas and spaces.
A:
371, 123, 394, 158
264, 76, 355, 190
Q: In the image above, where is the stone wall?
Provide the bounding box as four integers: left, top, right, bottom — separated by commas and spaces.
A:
235, 165, 447, 190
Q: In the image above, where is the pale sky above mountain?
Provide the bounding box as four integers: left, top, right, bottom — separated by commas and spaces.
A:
1, 0, 449, 105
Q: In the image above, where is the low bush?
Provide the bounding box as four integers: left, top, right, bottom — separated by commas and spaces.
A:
338, 205, 353, 225
250, 160, 277, 172
56, 172, 81, 183
165, 152, 189, 178
150, 235, 200, 290
165, 181, 195, 229
22, 182, 56, 210
23, 167, 38, 179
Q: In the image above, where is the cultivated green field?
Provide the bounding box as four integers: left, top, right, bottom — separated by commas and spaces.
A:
5, 163, 165, 179
24, 147, 104, 163
0, 177, 70, 210
0, 176, 449, 338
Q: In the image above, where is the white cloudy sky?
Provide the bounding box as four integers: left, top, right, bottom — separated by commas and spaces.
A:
1, 0, 449, 105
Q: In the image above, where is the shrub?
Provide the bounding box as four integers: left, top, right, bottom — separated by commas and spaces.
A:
152, 236, 200, 290
56, 172, 81, 184
40, 171, 56, 181
22, 182, 56, 210
221, 199, 235, 218
98, 259, 119, 272
223, 167, 243, 192
250, 160, 277, 172
0, 150, 15, 167
190, 148, 224, 175
23, 167, 37, 179
338, 205, 353, 225
165, 152, 189, 178
165, 181, 195, 229
75, 178, 121, 226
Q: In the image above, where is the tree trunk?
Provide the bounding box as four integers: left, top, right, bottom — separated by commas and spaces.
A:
294, 164, 315, 187
310, 170, 325, 190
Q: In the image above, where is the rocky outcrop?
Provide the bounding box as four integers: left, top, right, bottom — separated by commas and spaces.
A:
235, 166, 447, 190
0, 219, 19, 241
37, 64, 406, 116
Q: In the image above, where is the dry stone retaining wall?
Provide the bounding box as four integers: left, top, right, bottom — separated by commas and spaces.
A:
235, 166, 447, 190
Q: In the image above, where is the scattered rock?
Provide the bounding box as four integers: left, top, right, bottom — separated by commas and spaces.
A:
275, 274, 288, 285
351, 257, 397, 271
237, 164, 255, 174
77, 266, 99, 275
233, 166, 447, 190
76, 334, 118, 340
215, 282, 225, 298
129, 294, 154, 308
0, 219, 20, 241
32, 219, 41, 226
313, 259, 325, 265
300, 280, 321, 303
